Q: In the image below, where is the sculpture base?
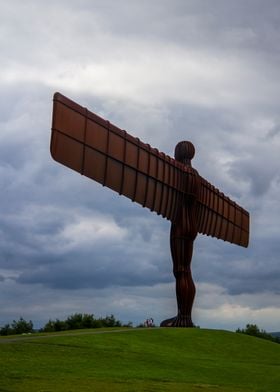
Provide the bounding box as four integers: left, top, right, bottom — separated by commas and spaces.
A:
160, 315, 194, 328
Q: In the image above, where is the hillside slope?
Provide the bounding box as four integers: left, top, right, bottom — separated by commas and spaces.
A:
0, 328, 279, 391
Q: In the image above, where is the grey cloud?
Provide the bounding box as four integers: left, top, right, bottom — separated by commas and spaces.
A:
14, 226, 172, 290
91, 0, 280, 51
1, 0, 280, 330
229, 160, 272, 197
16, 258, 170, 290
266, 123, 280, 139
193, 236, 280, 296
228, 151, 280, 197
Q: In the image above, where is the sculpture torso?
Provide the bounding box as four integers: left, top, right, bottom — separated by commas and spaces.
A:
172, 142, 199, 241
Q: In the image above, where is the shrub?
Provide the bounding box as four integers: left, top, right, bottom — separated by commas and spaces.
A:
236, 324, 280, 344
41, 313, 124, 332
0, 323, 13, 336
0, 317, 34, 335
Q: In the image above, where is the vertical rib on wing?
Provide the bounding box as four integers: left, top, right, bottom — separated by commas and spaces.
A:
196, 177, 249, 247
51, 92, 184, 221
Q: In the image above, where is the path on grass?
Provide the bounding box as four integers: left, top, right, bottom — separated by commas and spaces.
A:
0, 328, 158, 344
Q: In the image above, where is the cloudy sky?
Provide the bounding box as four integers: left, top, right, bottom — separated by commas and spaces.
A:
1, 0, 280, 331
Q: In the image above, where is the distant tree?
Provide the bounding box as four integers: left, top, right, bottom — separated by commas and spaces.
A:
91, 318, 104, 329
0, 317, 34, 335
41, 313, 124, 332
81, 313, 96, 329
65, 313, 84, 330
236, 324, 280, 344
65, 313, 100, 330
1, 313, 128, 336
101, 314, 122, 328
41, 319, 67, 332
11, 317, 34, 334
241, 324, 261, 336
53, 319, 67, 332
0, 323, 13, 336
41, 320, 56, 333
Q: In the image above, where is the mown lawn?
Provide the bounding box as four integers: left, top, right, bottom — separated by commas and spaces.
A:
0, 328, 279, 391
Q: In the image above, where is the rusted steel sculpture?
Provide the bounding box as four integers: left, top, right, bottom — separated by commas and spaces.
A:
50, 92, 250, 327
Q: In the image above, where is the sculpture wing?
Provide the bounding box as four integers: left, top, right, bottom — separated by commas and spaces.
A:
196, 177, 249, 247
51, 92, 249, 248
51, 92, 184, 221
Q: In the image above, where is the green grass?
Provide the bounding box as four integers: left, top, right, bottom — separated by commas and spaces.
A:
0, 328, 279, 391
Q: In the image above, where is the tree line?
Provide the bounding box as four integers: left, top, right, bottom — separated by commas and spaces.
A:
0, 317, 34, 336
236, 324, 280, 344
0, 313, 132, 336
1, 318, 279, 344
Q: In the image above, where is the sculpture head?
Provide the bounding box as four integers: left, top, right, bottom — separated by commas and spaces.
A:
174, 141, 195, 166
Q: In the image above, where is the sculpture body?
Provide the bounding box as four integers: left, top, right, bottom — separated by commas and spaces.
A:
162, 142, 199, 327
50, 92, 250, 327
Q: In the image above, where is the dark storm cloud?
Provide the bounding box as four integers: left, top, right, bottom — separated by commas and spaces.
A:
2, 203, 172, 291
16, 215, 171, 289
15, 246, 171, 290
193, 235, 280, 296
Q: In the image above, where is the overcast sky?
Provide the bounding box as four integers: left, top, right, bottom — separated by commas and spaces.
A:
0, 0, 280, 331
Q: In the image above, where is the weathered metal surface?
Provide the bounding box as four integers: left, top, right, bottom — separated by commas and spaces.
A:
51, 92, 249, 247
160, 141, 199, 327
50, 92, 250, 327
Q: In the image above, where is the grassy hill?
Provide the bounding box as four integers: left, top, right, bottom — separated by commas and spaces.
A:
0, 328, 279, 391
